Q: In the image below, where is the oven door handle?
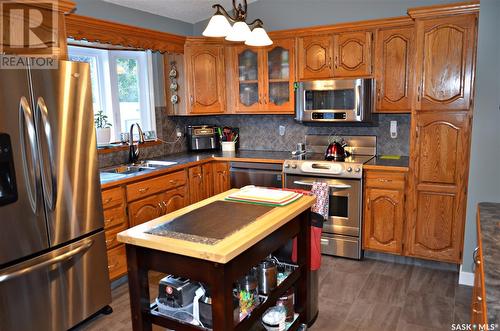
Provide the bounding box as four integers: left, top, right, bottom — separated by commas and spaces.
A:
293, 180, 351, 190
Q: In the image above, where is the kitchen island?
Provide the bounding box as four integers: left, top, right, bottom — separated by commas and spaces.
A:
117, 189, 316, 331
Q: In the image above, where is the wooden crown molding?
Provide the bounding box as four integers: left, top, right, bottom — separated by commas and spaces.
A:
65, 14, 186, 53
268, 16, 414, 38
408, 1, 480, 19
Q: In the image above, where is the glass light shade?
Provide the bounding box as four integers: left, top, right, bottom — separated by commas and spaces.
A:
202, 14, 232, 37
225, 21, 251, 42
245, 27, 273, 46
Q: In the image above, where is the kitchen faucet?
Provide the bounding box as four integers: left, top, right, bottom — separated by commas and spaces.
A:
129, 123, 144, 164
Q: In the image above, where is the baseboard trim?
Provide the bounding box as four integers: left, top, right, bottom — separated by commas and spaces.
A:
459, 265, 474, 286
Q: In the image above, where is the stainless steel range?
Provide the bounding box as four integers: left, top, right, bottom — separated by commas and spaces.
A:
283, 135, 376, 259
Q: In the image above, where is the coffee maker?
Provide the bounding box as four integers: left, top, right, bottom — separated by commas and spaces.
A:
186, 125, 219, 152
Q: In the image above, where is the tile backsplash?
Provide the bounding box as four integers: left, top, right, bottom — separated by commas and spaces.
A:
98, 107, 410, 168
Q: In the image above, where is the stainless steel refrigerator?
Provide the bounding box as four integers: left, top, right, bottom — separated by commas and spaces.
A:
0, 60, 111, 330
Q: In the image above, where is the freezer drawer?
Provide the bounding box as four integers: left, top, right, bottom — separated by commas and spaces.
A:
320, 234, 362, 260
0, 231, 111, 331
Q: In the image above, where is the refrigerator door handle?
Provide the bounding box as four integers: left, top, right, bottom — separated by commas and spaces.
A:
18, 96, 39, 213
36, 97, 57, 211
0, 239, 94, 283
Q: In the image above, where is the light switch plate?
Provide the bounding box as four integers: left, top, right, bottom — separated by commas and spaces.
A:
390, 121, 397, 139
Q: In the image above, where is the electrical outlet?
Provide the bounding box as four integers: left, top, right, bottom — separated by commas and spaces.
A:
279, 125, 286, 136
176, 127, 183, 138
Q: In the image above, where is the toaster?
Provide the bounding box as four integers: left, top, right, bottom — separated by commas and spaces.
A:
186, 125, 219, 151
158, 275, 199, 308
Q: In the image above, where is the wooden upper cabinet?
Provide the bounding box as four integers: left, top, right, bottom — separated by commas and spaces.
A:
233, 46, 262, 113
333, 31, 372, 77
297, 35, 334, 80
263, 39, 295, 113
185, 43, 226, 114
406, 111, 471, 263
414, 14, 477, 111
232, 38, 295, 113
213, 162, 230, 195
374, 26, 414, 113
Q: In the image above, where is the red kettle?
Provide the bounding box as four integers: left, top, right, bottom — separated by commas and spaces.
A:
325, 140, 349, 160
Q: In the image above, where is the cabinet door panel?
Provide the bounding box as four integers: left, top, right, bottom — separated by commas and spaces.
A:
164, 186, 188, 213
363, 187, 404, 254
202, 163, 214, 199
263, 39, 295, 113
375, 26, 414, 112
128, 193, 163, 227
188, 166, 203, 204
298, 35, 333, 80
213, 162, 230, 195
407, 111, 471, 262
234, 47, 262, 112
414, 191, 456, 252
333, 31, 372, 77
185, 44, 225, 114
415, 15, 476, 111
418, 120, 460, 185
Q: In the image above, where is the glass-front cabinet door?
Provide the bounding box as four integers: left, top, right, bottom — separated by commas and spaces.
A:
263, 39, 295, 113
234, 47, 262, 112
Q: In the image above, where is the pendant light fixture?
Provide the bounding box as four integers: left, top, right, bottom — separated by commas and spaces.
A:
203, 0, 273, 46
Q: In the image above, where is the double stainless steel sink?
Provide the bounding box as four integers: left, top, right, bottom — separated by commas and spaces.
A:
100, 160, 178, 179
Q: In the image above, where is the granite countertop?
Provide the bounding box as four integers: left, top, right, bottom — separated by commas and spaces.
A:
364, 156, 409, 171
100, 150, 410, 187
478, 202, 500, 323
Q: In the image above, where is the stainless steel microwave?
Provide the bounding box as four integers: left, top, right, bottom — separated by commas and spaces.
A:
294, 78, 374, 123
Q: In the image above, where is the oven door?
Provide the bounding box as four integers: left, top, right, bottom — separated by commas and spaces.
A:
285, 175, 361, 236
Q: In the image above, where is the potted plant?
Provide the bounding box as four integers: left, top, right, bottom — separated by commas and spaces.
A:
94, 110, 112, 145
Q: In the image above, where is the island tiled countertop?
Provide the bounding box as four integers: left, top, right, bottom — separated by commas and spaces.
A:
478, 202, 500, 323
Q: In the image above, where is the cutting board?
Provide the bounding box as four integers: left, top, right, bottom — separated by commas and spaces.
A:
147, 200, 273, 242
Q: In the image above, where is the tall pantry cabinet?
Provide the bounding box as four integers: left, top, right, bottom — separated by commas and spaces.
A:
405, 5, 478, 263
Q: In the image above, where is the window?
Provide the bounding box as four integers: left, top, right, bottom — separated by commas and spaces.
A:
68, 46, 156, 141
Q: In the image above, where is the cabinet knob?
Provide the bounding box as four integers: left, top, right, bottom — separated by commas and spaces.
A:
138, 187, 149, 193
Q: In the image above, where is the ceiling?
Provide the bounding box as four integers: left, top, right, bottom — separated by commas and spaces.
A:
101, 0, 259, 24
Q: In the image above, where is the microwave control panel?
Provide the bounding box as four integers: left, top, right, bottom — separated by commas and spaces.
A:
312, 112, 347, 120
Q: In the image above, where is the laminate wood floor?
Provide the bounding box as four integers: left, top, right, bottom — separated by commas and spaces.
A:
72, 257, 471, 331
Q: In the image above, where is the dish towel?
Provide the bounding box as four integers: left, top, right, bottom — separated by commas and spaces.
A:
292, 182, 329, 271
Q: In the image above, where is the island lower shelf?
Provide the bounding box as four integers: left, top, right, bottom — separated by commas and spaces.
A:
122, 194, 314, 331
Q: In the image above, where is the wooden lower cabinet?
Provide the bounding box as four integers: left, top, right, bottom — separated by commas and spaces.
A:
128, 192, 164, 227
107, 244, 127, 281
213, 162, 231, 195
164, 186, 188, 213
101, 187, 128, 281
471, 210, 487, 325
188, 163, 215, 204
188, 165, 204, 204
405, 111, 471, 263
363, 170, 406, 255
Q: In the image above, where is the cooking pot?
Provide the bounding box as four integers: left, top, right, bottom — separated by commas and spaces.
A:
325, 140, 349, 160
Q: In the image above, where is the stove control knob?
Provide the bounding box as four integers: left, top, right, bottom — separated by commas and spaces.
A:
346, 167, 353, 172
284, 163, 290, 168
291, 164, 297, 169
355, 168, 361, 173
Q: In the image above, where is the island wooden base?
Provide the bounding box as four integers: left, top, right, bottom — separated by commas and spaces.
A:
125, 209, 312, 331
